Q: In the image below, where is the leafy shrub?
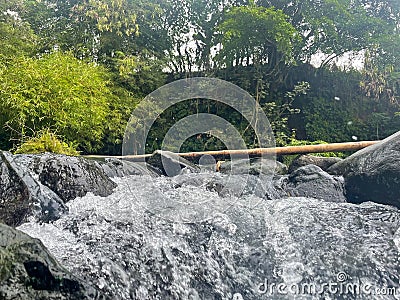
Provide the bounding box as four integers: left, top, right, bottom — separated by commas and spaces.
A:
0, 52, 115, 153
14, 129, 79, 156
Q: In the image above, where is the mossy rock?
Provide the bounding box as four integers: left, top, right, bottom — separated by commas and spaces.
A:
0, 223, 106, 299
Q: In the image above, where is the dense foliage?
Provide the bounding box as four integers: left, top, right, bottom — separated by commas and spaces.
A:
0, 0, 398, 154
0, 52, 119, 152
14, 129, 79, 156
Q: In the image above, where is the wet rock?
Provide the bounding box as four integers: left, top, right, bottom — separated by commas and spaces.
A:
0, 152, 67, 227
328, 131, 400, 207
288, 154, 343, 173
219, 158, 287, 175
0, 223, 105, 300
29, 153, 117, 202
172, 163, 345, 202
98, 158, 156, 177
0, 152, 118, 226
172, 172, 277, 199
275, 161, 289, 175
146, 150, 200, 176
283, 165, 346, 203
0, 152, 31, 226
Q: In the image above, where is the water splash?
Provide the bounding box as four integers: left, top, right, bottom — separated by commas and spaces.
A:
18, 174, 400, 299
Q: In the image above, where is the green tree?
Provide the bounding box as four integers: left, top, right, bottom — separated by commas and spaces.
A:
0, 2, 37, 64
0, 52, 117, 153
361, 49, 400, 106
217, 4, 298, 70
15, 0, 139, 62
256, 0, 395, 68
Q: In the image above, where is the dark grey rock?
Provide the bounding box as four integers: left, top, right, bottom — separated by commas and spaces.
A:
288, 154, 343, 173
275, 161, 289, 175
146, 150, 200, 176
282, 165, 346, 203
328, 131, 400, 207
99, 158, 157, 177
0, 152, 118, 226
29, 153, 117, 202
0, 152, 31, 226
219, 158, 287, 175
0, 223, 105, 299
172, 162, 345, 202
0, 152, 67, 226
171, 169, 284, 199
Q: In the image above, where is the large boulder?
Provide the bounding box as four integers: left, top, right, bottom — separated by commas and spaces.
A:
18, 153, 117, 203
0, 152, 66, 226
0, 223, 105, 300
0, 152, 117, 226
0, 152, 31, 226
328, 131, 400, 207
288, 154, 343, 173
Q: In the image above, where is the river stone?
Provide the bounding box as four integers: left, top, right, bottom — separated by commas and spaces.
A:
0, 152, 118, 226
98, 158, 157, 177
328, 131, 400, 207
283, 165, 346, 203
0, 152, 67, 227
30, 153, 117, 202
288, 154, 343, 173
172, 172, 270, 198
0, 152, 31, 226
146, 150, 200, 176
0, 223, 105, 300
219, 158, 288, 175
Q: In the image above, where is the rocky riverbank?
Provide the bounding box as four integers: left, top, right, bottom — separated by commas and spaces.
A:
1, 131, 399, 299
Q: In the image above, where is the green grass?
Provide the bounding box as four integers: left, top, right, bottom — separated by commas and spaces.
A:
14, 129, 79, 156
282, 139, 345, 166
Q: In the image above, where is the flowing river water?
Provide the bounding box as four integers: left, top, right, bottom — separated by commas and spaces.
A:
17, 172, 400, 299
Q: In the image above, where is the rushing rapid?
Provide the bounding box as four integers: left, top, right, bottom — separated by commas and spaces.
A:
18, 172, 400, 300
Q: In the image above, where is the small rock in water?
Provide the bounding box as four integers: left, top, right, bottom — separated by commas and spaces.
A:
146, 150, 200, 176
219, 158, 287, 176
99, 157, 156, 177
288, 154, 342, 173
284, 165, 346, 203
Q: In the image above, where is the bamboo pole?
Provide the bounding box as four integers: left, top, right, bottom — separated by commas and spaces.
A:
84, 140, 379, 161
179, 141, 378, 159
